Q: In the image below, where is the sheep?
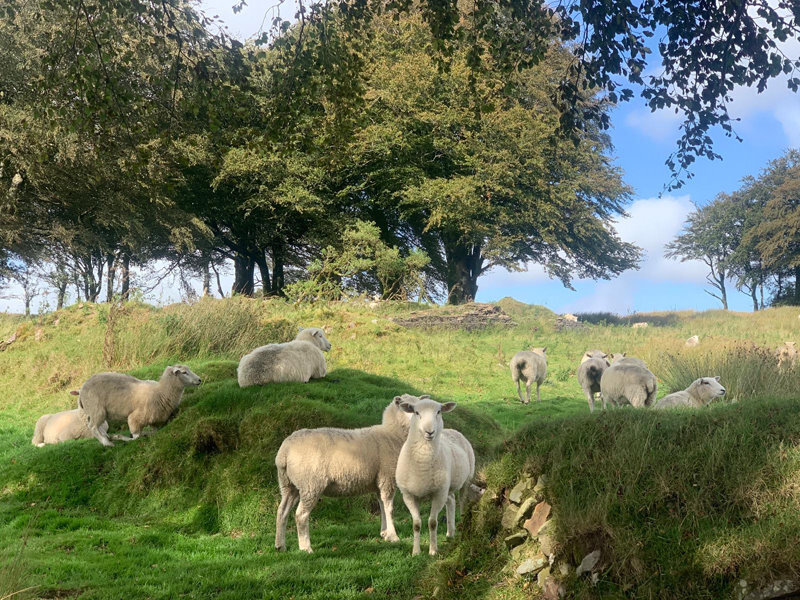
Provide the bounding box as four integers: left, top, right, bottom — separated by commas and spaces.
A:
654, 377, 726, 409
777, 341, 797, 369
274, 394, 423, 553
607, 353, 647, 367
563, 313, 578, 323
600, 360, 657, 408
395, 398, 475, 556
32, 408, 109, 447
77, 365, 201, 447
632, 322, 648, 329
685, 335, 700, 347
510, 347, 547, 404
237, 327, 331, 388
577, 350, 610, 412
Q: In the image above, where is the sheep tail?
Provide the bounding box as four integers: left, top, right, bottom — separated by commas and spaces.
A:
275, 443, 291, 491
32, 418, 45, 446
644, 380, 657, 407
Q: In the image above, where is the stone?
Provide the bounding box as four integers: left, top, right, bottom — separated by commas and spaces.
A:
557, 563, 571, 577
504, 531, 527, 550
576, 550, 601, 576
537, 567, 551, 588
510, 543, 527, 561
539, 533, 555, 556
501, 504, 519, 529
515, 497, 536, 523
542, 577, 566, 600
508, 477, 532, 504
532, 475, 547, 499
741, 580, 800, 600
523, 501, 551, 537
516, 554, 548, 576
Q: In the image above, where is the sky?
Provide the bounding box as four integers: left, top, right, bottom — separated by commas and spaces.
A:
2, 1, 798, 314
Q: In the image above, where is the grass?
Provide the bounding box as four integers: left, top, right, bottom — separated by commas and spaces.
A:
1, 297, 800, 598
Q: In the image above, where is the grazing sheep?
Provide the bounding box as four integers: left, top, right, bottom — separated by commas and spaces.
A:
632, 322, 648, 329
237, 327, 331, 388
600, 361, 657, 408
685, 335, 700, 347
395, 399, 475, 556
777, 341, 797, 369
577, 350, 610, 412
274, 394, 422, 553
655, 377, 726, 409
510, 347, 547, 404
77, 365, 201, 447
32, 408, 109, 447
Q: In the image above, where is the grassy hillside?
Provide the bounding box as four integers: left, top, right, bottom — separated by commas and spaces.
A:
1, 298, 799, 599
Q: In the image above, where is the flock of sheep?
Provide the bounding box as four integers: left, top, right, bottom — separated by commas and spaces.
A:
31, 320, 778, 556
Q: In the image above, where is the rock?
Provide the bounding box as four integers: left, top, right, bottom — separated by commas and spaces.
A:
515, 497, 536, 523
510, 543, 527, 561
532, 475, 547, 499
539, 532, 555, 556
504, 531, 527, 550
392, 303, 517, 332
741, 580, 800, 600
557, 563, 571, 577
501, 504, 519, 529
542, 577, 566, 600
516, 554, 548, 576
537, 567, 551, 588
576, 550, 601, 576
508, 477, 532, 504
523, 501, 551, 537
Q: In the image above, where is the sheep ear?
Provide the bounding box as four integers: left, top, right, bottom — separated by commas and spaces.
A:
622, 352, 627, 357
298, 326, 304, 332
393, 396, 403, 405
399, 402, 415, 414
420, 394, 431, 399
602, 354, 608, 359
171, 367, 180, 376
715, 376, 720, 382
584, 352, 591, 358
542, 347, 547, 353
441, 402, 456, 413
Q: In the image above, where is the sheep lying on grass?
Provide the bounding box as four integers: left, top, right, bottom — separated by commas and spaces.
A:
577, 350, 610, 412
600, 358, 657, 408
238, 327, 331, 388
32, 408, 108, 447
396, 398, 475, 556
655, 377, 726, 409
274, 394, 421, 553
77, 365, 201, 447
777, 341, 797, 369
510, 347, 547, 404
685, 335, 700, 347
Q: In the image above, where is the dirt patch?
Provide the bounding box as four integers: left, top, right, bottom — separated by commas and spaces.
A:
392, 303, 516, 331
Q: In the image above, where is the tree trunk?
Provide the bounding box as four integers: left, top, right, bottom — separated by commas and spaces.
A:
105, 253, 116, 303
120, 253, 131, 300
445, 241, 481, 304
271, 243, 285, 296
750, 285, 758, 312
211, 262, 225, 298
795, 265, 800, 305
232, 253, 255, 296
255, 250, 271, 297
202, 258, 211, 297
56, 282, 67, 310
24, 297, 31, 317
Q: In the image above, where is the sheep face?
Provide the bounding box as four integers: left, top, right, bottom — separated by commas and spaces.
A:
297, 327, 332, 352
170, 365, 202, 387
530, 347, 547, 357
581, 349, 608, 364
399, 398, 455, 442
608, 352, 627, 363
691, 376, 726, 404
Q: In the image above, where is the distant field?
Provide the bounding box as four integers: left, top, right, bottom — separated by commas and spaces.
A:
1, 298, 799, 599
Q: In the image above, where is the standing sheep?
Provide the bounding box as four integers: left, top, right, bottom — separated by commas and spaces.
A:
510, 347, 547, 404
607, 353, 647, 367
77, 365, 201, 447
600, 360, 657, 408
32, 408, 108, 447
654, 377, 726, 409
237, 327, 331, 388
395, 398, 475, 556
274, 394, 422, 553
577, 350, 610, 412
685, 335, 700, 347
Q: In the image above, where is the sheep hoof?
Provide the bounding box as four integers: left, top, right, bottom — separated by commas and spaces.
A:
412, 549, 420, 556
275, 545, 286, 552
300, 547, 313, 554
384, 534, 400, 543
428, 549, 438, 556
35, 443, 45, 448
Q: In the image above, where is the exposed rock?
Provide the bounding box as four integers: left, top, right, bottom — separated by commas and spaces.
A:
392, 303, 517, 332
557, 563, 571, 577
555, 316, 587, 331
740, 579, 800, 600
501, 504, 519, 529
516, 554, 548, 576
523, 501, 551, 537
509, 477, 532, 504
537, 567, 551, 588
504, 531, 527, 550
515, 497, 536, 523
539, 532, 555, 556
542, 577, 566, 600
510, 543, 528, 561
576, 550, 601, 576
532, 475, 547, 498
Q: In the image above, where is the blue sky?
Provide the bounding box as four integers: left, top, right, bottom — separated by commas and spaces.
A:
1, 2, 797, 314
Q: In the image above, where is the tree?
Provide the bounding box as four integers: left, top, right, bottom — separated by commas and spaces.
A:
665, 196, 739, 309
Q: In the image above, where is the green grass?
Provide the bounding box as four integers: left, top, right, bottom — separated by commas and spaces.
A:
1, 298, 800, 599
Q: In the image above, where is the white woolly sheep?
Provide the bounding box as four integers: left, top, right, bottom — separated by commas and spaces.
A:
631, 322, 648, 329
563, 313, 578, 323
607, 353, 647, 367
32, 408, 109, 447
237, 327, 331, 388
510, 347, 547, 404
685, 335, 700, 347
577, 350, 610, 412
600, 360, 657, 408
77, 365, 201, 447
654, 377, 726, 409
777, 341, 797, 368
274, 394, 422, 553
395, 398, 475, 556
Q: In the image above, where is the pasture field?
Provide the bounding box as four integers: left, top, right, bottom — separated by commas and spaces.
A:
1, 298, 800, 599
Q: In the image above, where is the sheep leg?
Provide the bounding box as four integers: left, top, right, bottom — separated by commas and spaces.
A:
536, 381, 541, 403
445, 493, 456, 539
585, 390, 595, 412
428, 492, 447, 556
295, 493, 319, 553
401, 491, 422, 556
126, 413, 144, 441
516, 380, 525, 404
379, 488, 400, 542
601, 392, 607, 411
89, 424, 114, 447
525, 382, 532, 405
275, 485, 299, 551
